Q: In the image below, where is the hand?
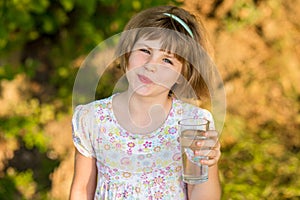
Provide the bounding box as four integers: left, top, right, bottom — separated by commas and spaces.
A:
194, 130, 221, 167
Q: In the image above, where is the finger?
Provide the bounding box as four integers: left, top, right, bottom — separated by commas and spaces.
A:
197, 149, 220, 158
207, 149, 218, 158
198, 139, 219, 148
194, 149, 210, 157
201, 157, 217, 166
212, 141, 220, 149
200, 150, 221, 166
195, 148, 219, 158
202, 153, 221, 166
205, 130, 219, 137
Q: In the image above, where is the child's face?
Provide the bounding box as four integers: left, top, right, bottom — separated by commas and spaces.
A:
126, 38, 183, 97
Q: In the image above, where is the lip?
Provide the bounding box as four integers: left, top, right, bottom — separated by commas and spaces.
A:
137, 74, 153, 84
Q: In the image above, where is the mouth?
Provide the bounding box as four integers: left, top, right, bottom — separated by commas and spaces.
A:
137, 74, 153, 84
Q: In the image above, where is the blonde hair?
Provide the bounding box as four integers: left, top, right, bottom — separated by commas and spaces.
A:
115, 6, 215, 103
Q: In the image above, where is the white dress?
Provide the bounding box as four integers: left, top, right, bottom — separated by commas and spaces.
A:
72, 95, 214, 200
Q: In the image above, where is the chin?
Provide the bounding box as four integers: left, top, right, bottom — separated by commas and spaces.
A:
132, 87, 154, 97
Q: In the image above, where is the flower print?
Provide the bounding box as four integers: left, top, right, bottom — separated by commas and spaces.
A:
121, 131, 129, 137
154, 191, 164, 199
154, 146, 161, 152
166, 141, 171, 147
172, 152, 181, 161
146, 153, 152, 158
177, 108, 183, 115
115, 143, 122, 149
99, 115, 105, 121
175, 166, 182, 172
127, 149, 132, 155
135, 187, 141, 193
116, 193, 122, 198
154, 176, 165, 185
100, 127, 106, 133
168, 127, 177, 134
143, 166, 152, 173
143, 141, 152, 148
101, 103, 107, 108
96, 137, 102, 144
108, 169, 116, 176
123, 190, 129, 198
109, 137, 115, 143
170, 185, 176, 191
122, 172, 132, 178
121, 157, 131, 165
104, 144, 110, 150
138, 155, 145, 160
103, 173, 110, 181
127, 142, 135, 148
143, 179, 150, 185
107, 116, 113, 122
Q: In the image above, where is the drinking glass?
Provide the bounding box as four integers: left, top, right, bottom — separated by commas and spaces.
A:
179, 118, 211, 184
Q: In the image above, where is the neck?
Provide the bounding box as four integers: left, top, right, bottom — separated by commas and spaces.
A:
112, 92, 173, 134
124, 91, 172, 129
124, 91, 171, 113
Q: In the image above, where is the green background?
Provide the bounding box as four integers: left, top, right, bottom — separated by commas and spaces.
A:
0, 0, 299, 199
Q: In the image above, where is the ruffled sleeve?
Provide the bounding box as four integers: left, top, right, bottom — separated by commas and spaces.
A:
201, 108, 215, 131
181, 101, 216, 130
72, 104, 95, 158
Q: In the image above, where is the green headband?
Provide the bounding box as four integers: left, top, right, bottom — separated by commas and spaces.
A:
163, 13, 194, 38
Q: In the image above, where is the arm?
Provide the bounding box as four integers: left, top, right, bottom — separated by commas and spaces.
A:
187, 131, 222, 200
69, 150, 97, 200
187, 164, 221, 200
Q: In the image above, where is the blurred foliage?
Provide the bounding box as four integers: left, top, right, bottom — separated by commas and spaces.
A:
223, 0, 261, 31
0, 0, 300, 199
0, 0, 181, 199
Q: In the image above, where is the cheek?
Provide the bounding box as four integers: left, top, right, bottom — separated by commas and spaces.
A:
128, 54, 145, 70
155, 68, 181, 86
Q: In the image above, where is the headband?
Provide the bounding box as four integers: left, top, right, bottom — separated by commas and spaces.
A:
163, 13, 194, 38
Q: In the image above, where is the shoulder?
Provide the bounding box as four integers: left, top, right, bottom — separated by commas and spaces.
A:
74, 95, 113, 113
175, 99, 213, 121
72, 95, 114, 128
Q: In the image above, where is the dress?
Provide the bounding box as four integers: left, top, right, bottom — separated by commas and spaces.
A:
72, 94, 214, 200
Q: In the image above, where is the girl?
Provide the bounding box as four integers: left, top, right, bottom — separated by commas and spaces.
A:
70, 5, 221, 200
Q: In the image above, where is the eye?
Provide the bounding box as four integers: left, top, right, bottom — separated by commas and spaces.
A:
163, 58, 173, 65
140, 48, 151, 54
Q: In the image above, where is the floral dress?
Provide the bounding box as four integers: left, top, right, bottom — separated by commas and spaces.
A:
72, 95, 214, 200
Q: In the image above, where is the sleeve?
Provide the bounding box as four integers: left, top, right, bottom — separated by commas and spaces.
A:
72, 104, 95, 158
200, 109, 215, 131
181, 102, 215, 131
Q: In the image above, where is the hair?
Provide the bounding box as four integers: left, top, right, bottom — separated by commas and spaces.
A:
115, 5, 215, 103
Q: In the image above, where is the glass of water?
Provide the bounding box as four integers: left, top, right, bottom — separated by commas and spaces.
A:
179, 118, 213, 184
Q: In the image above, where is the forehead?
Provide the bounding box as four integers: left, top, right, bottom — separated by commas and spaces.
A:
133, 38, 164, 50
135, 28, 192, 58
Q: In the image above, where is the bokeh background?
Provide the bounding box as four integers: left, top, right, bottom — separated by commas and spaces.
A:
0, 0, 299, 199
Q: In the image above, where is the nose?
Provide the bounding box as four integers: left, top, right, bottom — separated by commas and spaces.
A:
144, 52, 160, 72
144, 63, 156, 72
